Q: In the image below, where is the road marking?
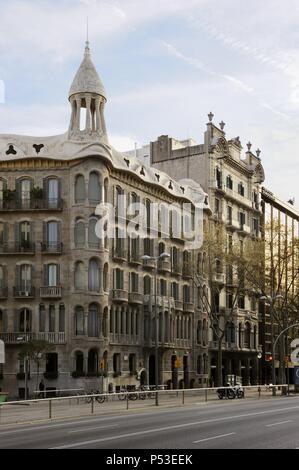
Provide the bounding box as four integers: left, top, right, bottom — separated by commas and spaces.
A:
193, 433, 236, 444
51, 403, 299, 449
266, 420, 293, 427
68, 424, 118, 434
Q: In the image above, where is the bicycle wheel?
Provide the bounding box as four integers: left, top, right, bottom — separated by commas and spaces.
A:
139, 392, 146, 400
129, 393, 138, 401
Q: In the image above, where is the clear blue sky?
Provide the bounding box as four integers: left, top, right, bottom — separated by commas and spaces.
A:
0, 0, 298, 205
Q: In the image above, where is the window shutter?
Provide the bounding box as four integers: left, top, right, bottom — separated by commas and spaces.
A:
43, 222, 47, 246
57, 221, 62, 244
16, 180, 21, 201
14, 309, 19, 332
43, 178, 48, 202
43, 265, 48, 286
30, 222, 34, 243
57, 264, 60, 285
15, 265, 21, 289
14, 223, 20, 244
2, 309, 8, 332
3, 223, 8, 243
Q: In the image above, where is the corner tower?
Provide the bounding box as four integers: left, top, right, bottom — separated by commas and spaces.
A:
68, 41, 107, 141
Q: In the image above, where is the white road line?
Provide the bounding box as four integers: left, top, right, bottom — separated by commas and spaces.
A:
51, 403, 299, 449
68, 424, 118, 434
193, 433, 236, 444
266, 420, 293, 427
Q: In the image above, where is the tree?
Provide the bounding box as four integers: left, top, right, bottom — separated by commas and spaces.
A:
18, 340, 55, 390
194, 223, 262, 386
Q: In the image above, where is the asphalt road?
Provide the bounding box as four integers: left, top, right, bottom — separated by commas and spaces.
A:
1, 395, 299, 449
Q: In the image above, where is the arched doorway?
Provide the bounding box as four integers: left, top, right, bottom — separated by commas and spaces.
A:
140, 369, 147, 387
149, 355, 156, 386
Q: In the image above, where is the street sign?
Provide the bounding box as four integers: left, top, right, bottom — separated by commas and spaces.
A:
99, 360, 104, 370
0, 340, 4, 364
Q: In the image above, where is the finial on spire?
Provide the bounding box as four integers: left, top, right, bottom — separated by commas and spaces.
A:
208, 112, 214, 122
256, 148, 261, 157
85, 17, 90, 55
246, 141, 252, 151
219, 120, 225, 130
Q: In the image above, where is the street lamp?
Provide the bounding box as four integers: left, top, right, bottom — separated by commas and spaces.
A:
260, 294, 284, 394
141, 251, 170, 405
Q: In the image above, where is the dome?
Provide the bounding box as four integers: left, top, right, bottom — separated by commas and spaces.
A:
69, 42, 107, 100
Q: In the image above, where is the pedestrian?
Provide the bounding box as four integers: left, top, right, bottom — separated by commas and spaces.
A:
39, 379, 45, 398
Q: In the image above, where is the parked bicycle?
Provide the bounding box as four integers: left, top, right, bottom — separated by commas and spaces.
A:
85, 390, 107, 404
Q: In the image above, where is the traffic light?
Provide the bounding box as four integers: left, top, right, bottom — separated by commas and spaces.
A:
266, 354, 273, 362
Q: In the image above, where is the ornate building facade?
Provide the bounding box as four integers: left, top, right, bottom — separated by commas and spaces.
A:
0, 42, 211, 397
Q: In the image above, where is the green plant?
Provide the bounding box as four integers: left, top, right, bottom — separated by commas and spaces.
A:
3, 189, 16, 201
30, 187, 43, 199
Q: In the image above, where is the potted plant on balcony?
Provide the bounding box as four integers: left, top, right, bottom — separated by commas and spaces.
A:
3, 189, 16, 208
30, 187, 43, 208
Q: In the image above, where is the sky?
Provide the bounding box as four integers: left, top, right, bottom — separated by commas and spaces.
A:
0, 0, 298, 206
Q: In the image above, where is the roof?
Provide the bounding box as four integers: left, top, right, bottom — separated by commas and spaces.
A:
69, 42, 106, 100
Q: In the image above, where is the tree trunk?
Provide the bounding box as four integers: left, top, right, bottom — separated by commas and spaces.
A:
217, 338, 223, 387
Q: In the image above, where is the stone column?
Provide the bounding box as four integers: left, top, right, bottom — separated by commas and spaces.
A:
100, 100, 107, 134
95, 97, 101, 132
75, 97, 81, 130
85, 96, 92, 131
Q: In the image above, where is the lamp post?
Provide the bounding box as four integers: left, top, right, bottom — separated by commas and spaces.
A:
260, 294, 284, 394
141, 252, 170, 406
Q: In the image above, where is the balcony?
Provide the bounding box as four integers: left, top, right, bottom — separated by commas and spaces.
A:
0, 287, 8, 299
183, 302, 195, 313
213, 273, 225, 285
213, 182, 226, 195
182, 263, 193, 279
174, 300, 183, 311
142, 258, 156, 269
0, 332, 35, 343
36, 332, 66, 344
157, 259, 171, 273
128, 292, 143, 304
171, 264, 182, 276
113, 247, 127, 262
41, 243, 63, 254
0, 198, 63, 212
0, 242, 35, 255
128, 252, 141, 265
110, 334, 140, 345
40, 286, 62, 299
112, 289, 128, 302
13, 286, 35, 298
238, 224, 251, 235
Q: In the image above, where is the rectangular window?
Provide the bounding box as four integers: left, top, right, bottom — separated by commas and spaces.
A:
227, 206, 232, 223
46, 353, 58, 373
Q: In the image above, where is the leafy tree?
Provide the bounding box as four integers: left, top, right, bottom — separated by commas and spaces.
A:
18, 340, 55, 390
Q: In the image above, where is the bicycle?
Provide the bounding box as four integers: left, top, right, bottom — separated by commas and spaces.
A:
85, 390, 107, 404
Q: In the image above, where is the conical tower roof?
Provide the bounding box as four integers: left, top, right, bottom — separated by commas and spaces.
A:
69, 41, 106, 100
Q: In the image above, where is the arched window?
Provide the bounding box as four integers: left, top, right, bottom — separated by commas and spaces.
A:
46, 178, 59, 209
203, 319, 207, 345
74, 220, 85, 248
0, 265, 5, 290
183, 285, 190, 303
88, 172, 101, 205
88, 217, 100, 249
0, 178, 7, 203
88, 303, 100, 337
225, 322, 235, 343
75, 175, 85, 203
75, 351, 84, 374
144, 276, 151, 295
244, 322, 251, 348
203, 354, 208, 374
74, 306, 84, 335
74, 262, 85, 290
239, 323, 243, 348
88, 349, 98, 374
103, 264, 108, 292
197, 356, 202, 374
197, 321, 202, 344
88, 258, 101, 292
104, 178, 109, 203
18, 308, 32, 332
